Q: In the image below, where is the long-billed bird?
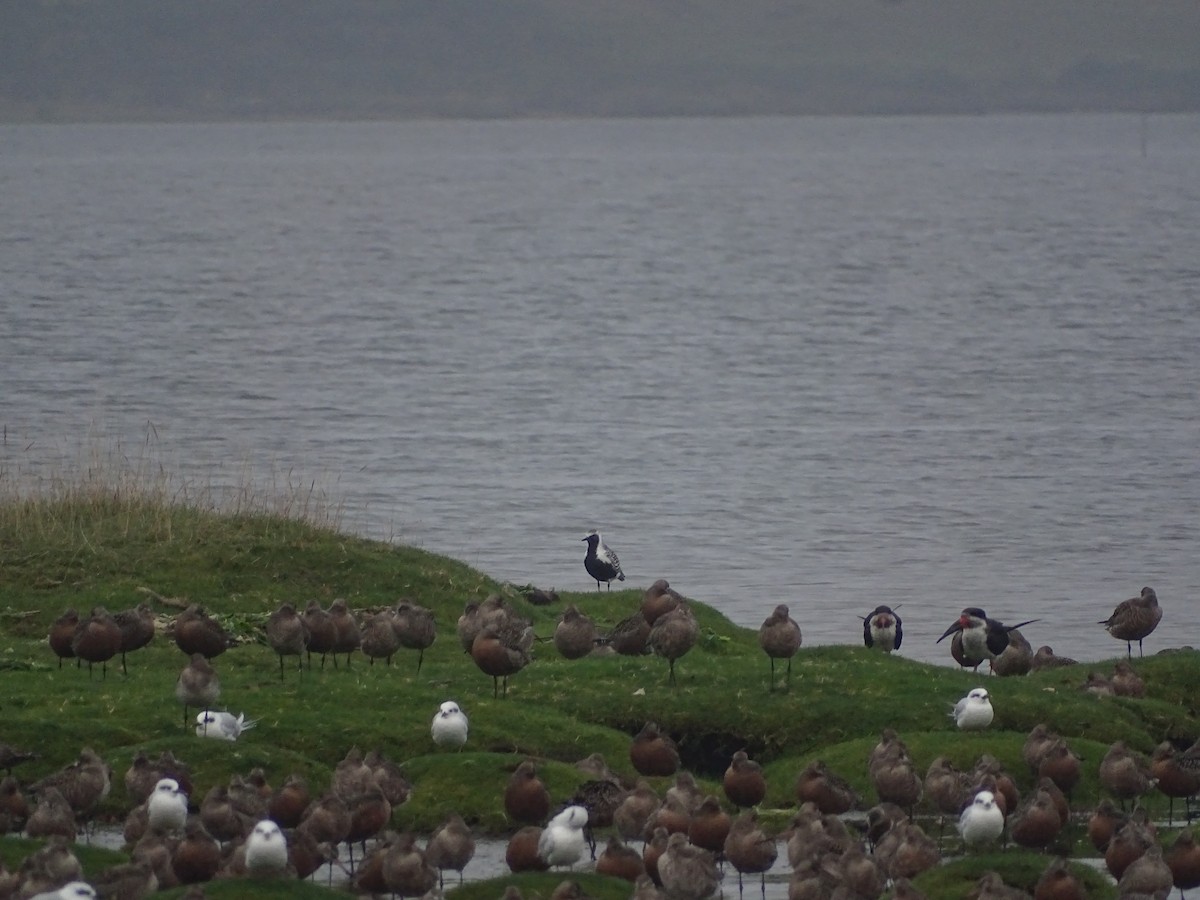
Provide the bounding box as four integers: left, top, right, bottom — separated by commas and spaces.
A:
1099, 586, 1162, 658
937, 608, 1037, 667
862, 605, 902, 653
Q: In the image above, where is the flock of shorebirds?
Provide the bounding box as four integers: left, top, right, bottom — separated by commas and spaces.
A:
0, 530, 1188, 900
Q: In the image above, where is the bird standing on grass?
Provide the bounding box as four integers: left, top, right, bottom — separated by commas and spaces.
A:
583, 532, 625, 590
861, 605, 902, 652
1099, 586, 1162, 658
195, 711, 256, 741
937, 608, 1037, 669
758, 604, 802, 690
431, 701, 469, 749
952, 688, 994, 731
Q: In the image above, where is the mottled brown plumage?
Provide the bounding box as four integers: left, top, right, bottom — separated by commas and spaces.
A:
1099, 585, 1162, 658
393, 600, 437, 671
758, 604, 802, 691
265, 601, 309, 678
648, 601, 700, 687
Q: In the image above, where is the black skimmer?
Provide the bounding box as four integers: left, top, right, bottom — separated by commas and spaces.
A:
583, 531, 625, 590
1099, 586, 1162, 658
861, 605, 902, 653
937, 607, 1037, 669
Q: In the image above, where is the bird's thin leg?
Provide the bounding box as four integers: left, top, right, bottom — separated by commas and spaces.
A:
768, 657, 776, 692
416, 648, 424, 673
786, 655, 792, 689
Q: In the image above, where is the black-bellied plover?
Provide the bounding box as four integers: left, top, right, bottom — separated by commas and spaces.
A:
583, 531, 625, 591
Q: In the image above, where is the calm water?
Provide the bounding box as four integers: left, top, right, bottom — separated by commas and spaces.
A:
3, 114, 1199, 666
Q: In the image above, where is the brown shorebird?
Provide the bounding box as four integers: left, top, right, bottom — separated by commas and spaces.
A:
1104, 815, 1155, 881
990, 627, 1033, 676
267, 773, 311, 829
1031, 645, 1078, 671
604, 610, 652, 656
92, 859, 158, 900
924, 756, 969, 834
1118, 843, 1173, 898
0, 775, 30, 832
1151, 741, 1200, 824
48, 607, 80, 669
1111, 659, 1146, 697
1037, 738, 1082, 797
1032, 857, 1087, 900
648, 601, 699, 687
723, 810, 777, 898
971, 871, 1035, 899
173, 604, 234, 659
174, 653, 220, 732
829, 841, 884, 900
72, 606, 123, 678
722, 750, 766, 809
393, 601, 436, 672
344, 785, 393, 864
506, 825, 550, 872
504, 760, 551, 825
24, 786, 77, 840
596, 835, 646, 882
1009, 787, 1065, 851
686, 795, 731, 856
861, 604, 902, 652
359, 609, 401, 666
1098, 740, 1155, 808
366, 749, 412, 807
112, 601, 156, 674
31, 747, 112, 831
471, 624, 531, 697
875, 819, 939, 882
554, 604, 599, 660
642, 826, 669, 885
641, 579, 684, 625
657, 832, 720, 900
297, 791, 351, 851
1086, 799, 1125, 853
456, 601, 482, 653
171, 817, 221, 884
1166, 828, 1200, 896
758, 604, 802, 690
1022, 724, 1058, 774
614, 780, 662, 843
795, 759, 860, 815
870, 755, 922, 815
301, 599, 336, 668
630, 722, 680, 777
328, 598, 362, 667
265, 601, 309, 678
425, 812, 475, 886
1099, 586, 1162, 658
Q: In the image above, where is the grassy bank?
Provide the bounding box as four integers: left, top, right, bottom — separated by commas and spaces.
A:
1, 465, 1196, 898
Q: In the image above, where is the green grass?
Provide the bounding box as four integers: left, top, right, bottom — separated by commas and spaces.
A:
1, 453, 1196, 898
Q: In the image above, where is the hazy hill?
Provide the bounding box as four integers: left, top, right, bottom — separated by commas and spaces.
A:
2, 0, 1198, 121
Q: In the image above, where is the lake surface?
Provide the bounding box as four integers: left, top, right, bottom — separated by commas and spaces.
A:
3, 114, 1199, 666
